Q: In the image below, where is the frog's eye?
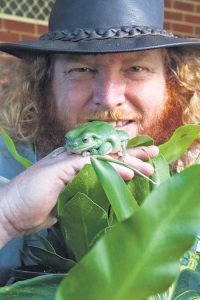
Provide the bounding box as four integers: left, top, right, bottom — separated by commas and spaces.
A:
82, 137, 89, 143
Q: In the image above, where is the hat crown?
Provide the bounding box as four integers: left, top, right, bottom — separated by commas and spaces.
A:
49, 0, 164, 31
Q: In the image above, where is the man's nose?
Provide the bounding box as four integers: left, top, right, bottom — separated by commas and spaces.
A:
93, 75, 126, 109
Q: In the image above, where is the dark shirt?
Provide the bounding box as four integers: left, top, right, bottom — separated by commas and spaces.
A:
0, 136, 38, 286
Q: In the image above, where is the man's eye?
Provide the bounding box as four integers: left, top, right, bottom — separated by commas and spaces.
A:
68, 67, 95, 73
64, 67, 96, 80
128, 66, 144, 72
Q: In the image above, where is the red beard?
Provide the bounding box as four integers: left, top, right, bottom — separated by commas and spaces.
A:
144, 85, 183, 145
35, 84, 184, 156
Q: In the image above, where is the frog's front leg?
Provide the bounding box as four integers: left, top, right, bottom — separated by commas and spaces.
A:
82, 148, 98, 156
98, 142, 113, 155
81, 151, 91, 156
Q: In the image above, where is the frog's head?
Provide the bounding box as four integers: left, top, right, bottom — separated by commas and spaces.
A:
65, 132, 101, 154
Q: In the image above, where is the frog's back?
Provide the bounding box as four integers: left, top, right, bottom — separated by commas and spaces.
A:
66, 121, 116, 138
88, 121, 116, 136
66, 122, 94, 139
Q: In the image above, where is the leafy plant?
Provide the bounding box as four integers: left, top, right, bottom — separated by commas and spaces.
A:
0, 274, 64, 300
1, 124, 200, 300
0, 127, 33, 168
56, 164, 200, 300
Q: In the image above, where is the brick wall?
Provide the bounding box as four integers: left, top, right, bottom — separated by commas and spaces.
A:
164, 0, 200, 38
0, 19, 48, 43
0, 0, 199, 45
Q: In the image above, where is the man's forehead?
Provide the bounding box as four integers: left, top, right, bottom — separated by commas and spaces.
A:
54, 50, 162, 63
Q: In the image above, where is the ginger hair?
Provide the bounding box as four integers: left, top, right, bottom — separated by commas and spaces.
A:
0, 47, 200, 144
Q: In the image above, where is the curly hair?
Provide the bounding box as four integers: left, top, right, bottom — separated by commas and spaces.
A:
0, 47, 200, 145
0, 55, 53, 142
164, 46, 200, 125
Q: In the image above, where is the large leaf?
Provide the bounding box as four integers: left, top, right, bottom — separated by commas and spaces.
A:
126, 176, 150, 206
56, 165, 200, 300
59, 192, 109, 261
58, 164, 109, 213
33, 233, 56, 253
28, 246, 75, 273
47, 224, 75, 259
91, 157, 138, 222
159, 124, 200, 163
128, 135, 154, 147
0, 274, 64, 300
0, 127, 33, 168
150, 155, 171, 190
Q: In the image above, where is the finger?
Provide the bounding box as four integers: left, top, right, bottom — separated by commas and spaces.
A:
127, 145, 159, 161
109, 162, 135, 181
25, 216, 58, 235
123, 155, 154, 177
38, 151, 91, 175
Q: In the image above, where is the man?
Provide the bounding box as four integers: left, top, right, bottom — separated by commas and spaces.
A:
0, 0, 199, 285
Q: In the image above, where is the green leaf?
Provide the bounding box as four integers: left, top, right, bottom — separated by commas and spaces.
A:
59, 192, 109, 261
56, 165, 200, 300
0, 127, 33, 168
28, 246, 75, 273
171, 269, 200, 299
33, 233, 56, 254
58, 164, 109, 214
94, 155, 157, 185
159, 124, 200, 163
91, 157, 138, 222
150, 155, 171, 189
0, 274, 64, 300
47, 224, 75, 259
128, 135, 154, 148
126, 176, 150, 206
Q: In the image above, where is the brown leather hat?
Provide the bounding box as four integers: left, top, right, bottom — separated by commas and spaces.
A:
0, 0, 200, 58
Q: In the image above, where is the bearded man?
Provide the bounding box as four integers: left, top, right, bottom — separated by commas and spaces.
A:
0, 0, 200, 286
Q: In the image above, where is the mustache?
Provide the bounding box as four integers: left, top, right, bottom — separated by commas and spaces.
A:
81, 108, 143, 121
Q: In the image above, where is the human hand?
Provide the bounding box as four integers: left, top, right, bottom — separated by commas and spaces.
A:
109, 145, 159, 180
0, 145, 158, 248
0, 152, 91, 247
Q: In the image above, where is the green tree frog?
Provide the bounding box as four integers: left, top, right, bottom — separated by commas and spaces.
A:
51, 121, 156, 184
65, 121, 129, 157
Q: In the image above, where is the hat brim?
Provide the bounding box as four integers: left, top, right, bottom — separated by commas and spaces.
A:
0, 34, 200, 58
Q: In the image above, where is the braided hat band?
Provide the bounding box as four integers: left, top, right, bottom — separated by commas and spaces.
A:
40, 26, 174, 42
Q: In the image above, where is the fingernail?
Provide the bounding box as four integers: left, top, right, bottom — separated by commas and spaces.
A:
150, 145, 159, 156
145, 164, 155, 176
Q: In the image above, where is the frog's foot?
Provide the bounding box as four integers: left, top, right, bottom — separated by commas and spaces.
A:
98, 142, 112, 155
51, 147, 65, 157
82, 151, 92, 157
90, 148, 99, 155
